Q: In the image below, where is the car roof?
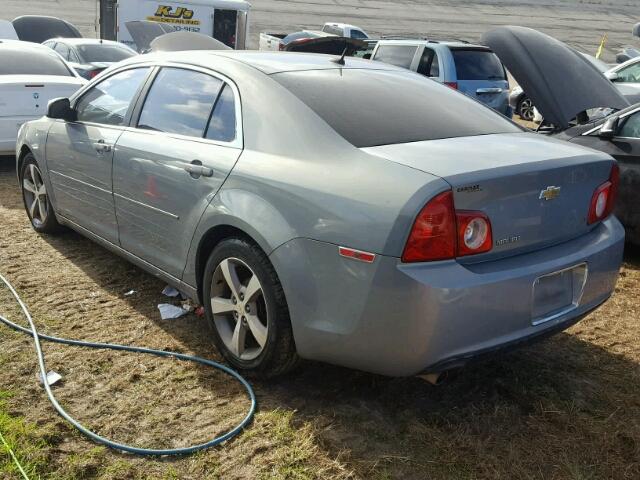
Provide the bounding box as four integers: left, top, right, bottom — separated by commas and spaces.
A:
45, 38, 127, 47
125, 50, 401, 75
375, 39, 488, 49
0, 39, 57, 52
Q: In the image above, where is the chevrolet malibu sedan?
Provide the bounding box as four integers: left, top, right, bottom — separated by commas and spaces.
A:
16, 51, 624, 378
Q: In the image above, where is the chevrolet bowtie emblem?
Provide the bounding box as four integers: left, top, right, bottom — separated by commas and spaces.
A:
539, 186, 561, 201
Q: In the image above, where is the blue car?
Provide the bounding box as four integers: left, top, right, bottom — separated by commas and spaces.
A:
372, 39, 512, 117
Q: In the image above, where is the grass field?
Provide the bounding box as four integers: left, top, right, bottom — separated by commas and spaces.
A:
1, 155, 639, 479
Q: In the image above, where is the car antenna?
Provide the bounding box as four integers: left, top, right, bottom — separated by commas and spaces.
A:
331, 47, 348, 66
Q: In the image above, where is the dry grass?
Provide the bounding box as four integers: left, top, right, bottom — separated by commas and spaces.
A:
1, 158, 639, 479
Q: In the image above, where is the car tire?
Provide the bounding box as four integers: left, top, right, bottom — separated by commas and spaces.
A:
20, 153, 63, 234
203, 237, 299, 377
517, 95, 535, 122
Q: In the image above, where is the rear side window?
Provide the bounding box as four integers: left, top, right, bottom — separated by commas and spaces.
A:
322, 25, 343, 36
138, 68, 223, 137
273, 68, 521, 148
451, 49, 506, 80
417, 48, 439, 77
373, 45, 418, 69
53, 43, 71, 61
76, 67, 150, 126
205, 84, 236, 142
351, 30, 368, 39
0, 48, 73, 76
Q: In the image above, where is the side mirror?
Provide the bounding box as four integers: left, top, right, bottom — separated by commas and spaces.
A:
599, 116, 619, 139
47, 98, 76, 121
605, 71, 620, 82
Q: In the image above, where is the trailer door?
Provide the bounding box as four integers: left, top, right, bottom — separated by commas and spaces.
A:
213, 9, 238, 49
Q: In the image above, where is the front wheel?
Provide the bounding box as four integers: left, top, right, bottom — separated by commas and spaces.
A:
20, 153, 62, 234
203, 238, 299, 377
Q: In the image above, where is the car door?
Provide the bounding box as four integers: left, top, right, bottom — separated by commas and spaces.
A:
46, 67, 151, 244
112, 66, 242, 279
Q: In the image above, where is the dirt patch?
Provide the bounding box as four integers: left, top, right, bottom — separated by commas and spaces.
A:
1, 158, 639, 479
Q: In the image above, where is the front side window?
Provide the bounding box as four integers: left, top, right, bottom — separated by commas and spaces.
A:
138, 68, 223, 137
617, 62, 640, 83
75, 68, 150, 126
373, 45, 418, 69
205, 84, 237, 142
619, 111, 640, 138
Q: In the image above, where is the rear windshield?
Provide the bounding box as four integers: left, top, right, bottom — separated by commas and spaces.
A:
272, 68, 521, 148
451, 49, 506, 81
78, 44, 135, 63
0, 49, 73, 76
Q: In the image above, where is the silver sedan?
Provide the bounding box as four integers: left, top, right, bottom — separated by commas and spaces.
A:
16, 51, 624, 377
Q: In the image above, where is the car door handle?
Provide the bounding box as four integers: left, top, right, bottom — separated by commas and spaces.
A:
184, 161, 214, 178
476, 87, 503, 94
93, 140, 112, 153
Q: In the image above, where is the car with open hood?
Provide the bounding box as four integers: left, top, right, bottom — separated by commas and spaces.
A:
483, 26, 639, 245
42, 38, 137, 80
16, 51, 623, 378
12, 15, 82, 44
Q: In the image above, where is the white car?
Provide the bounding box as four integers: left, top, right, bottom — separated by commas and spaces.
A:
0, 40, 85, 155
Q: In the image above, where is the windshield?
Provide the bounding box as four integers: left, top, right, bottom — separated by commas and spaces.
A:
78, 44, 135, 63
451, 49, 506, 81
273, 68, 521, 148
0, 49, 73, 76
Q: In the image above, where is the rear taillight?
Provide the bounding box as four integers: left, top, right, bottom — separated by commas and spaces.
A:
444, 81, 458, 90
402, 191, 456, 262
88, 69, 101, 79
588, 163, 619, 224
402, 190, 493, 263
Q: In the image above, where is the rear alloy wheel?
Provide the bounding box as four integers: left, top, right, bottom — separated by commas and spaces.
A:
517, 96, 535, 122
203, 238, 299, 377
20, 154, 62, 233
212, 257, 268, 361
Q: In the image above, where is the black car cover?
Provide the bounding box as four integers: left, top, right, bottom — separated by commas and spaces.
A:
12, 15, 82, 44
482, 26, 629, 129
284, 36, 366, 55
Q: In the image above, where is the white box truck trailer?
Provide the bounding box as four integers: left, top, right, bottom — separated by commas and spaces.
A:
116, 0, 250, 50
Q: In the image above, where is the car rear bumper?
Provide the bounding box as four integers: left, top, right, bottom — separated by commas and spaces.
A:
271, 216, 624, 376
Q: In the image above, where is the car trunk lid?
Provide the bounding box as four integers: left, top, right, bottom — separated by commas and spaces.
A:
0, 75, 84, 117
363, 132, 614, 261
